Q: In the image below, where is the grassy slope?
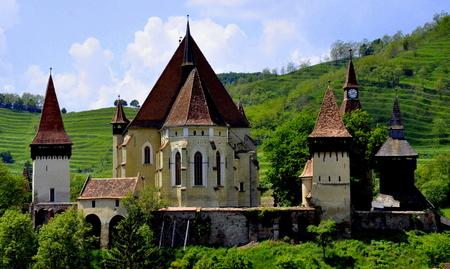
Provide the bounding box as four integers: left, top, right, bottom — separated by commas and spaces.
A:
0, 107, 138, 176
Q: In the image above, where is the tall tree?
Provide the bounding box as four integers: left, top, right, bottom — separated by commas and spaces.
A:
0, 163, 29, 215
263, 110, 316, 206
103, 186, 169, 268
33, 207, 95, 269
0, 209, 37, 269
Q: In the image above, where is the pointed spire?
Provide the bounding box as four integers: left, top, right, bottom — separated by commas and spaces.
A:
309, 86, 351, 138
31, 73, 72, 145
388, 95, 405, 138
342, 60, 359, 89
182, 15, 194, 67
111, 97, 129, 124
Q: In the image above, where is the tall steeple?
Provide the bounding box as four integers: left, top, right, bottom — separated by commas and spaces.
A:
182, 15, 195, 83
110, 97, 130, 135
340, 49, 362, 114
30, 73, 72, 159
388, 95, 405, 138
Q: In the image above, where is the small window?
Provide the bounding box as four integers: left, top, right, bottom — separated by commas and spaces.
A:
144, 146, 151, 164
115, 199, 120, 207
193, 131, 197, 136
175, 152, 181, 185
175, 131, 178, 136
194, 151, 203, 185
201, 131, 204, 136
239, 182, 245, 192
50, 188, 55, 202
216, 151, 221, 186
92, 200, 96, 208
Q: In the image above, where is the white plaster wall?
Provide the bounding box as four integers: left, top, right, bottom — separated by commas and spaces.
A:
33, 156, 70, 203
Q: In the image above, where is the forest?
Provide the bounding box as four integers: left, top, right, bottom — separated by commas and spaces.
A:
0, 11, 450, 268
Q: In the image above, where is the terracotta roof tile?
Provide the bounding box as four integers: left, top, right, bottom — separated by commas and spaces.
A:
78, 176, 138, 199
342, 60, 359, 89
299, 159, 313, 178
309, 86, 352, 138
111, 99, 130, 124
128, 23, 250, 129
163, 68, 226, 127
31, 74, 72, 145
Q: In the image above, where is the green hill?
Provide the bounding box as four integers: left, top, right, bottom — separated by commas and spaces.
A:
0, 107, 138, 176
2, 13, 450, 178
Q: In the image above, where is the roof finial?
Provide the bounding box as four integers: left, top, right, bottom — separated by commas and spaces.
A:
349, 49, 353, 61
118, 94, 120, 100
395, 87, 398, 96
50, 67, 52, 75
328, 79, 331, 86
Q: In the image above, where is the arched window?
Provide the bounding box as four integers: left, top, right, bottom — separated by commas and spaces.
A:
216, 151, 221, 186
194, 151, 203, 185
142, 142, 153, 164
175, 152, 181, 185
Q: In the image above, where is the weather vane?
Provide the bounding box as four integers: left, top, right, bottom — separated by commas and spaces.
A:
349, 49, 353, 61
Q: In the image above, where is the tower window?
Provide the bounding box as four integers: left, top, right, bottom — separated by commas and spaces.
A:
193, 131, 197, 136
92, 200, 96, 208
201, 131, 204, 136
239, 182, 245, 192
194, 151, 203, 185
115, 199, 120, 207
175, 152, 181, 185
50, 188, 55, 202
216, 151, 221, 186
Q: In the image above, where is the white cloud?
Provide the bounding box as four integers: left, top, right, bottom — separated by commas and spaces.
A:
0, 0, 19, 30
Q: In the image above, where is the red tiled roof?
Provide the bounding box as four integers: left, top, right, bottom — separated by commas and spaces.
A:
111, 99, 130, 124
78, 176, 138, 199
342, 60, 359, 89
163, 68, 226, 127
30, 74, 72, 145
309, 86, 351, 138
299, 159, 313, 178
128, 25, 250, 129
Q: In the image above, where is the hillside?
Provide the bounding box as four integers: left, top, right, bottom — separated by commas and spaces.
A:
0, 107, 138, 176
2, 13, 450, 177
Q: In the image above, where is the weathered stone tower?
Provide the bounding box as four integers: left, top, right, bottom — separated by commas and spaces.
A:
308, 86, 352, 229
30, 73, 72, 203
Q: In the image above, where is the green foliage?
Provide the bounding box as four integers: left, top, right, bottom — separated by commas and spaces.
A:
0, 163, 30, 215
193, 213, 211, 245
408, 231, 450, 268
33, 207, 95, 269
0, 209, 37, 269
307, 219, 337, 259
173, 246, 252, 269
130, 99, 140, 108
70, 173, 87, 202
0, 151, 14, 164
103, 185, 169, 269
263, 110, 316, 206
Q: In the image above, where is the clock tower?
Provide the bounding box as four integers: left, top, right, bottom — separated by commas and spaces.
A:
340, 50, 362, 114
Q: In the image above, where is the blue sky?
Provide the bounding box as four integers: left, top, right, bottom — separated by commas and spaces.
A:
0, 0, 449, 112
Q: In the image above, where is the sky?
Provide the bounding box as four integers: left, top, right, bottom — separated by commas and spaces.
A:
0, 0, 449, 112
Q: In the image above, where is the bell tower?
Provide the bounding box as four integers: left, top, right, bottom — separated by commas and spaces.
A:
340, 49, 362, 114
30, 72, 72, 203
110, 97, 129, 178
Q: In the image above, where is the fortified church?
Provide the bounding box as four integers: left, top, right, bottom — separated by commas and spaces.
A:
29, 20, 439, 247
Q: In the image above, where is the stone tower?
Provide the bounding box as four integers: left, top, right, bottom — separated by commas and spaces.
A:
308, 86, 352, 228
110, 98, 129, 178
340, 52, 362, 114
30, 73, 72, 203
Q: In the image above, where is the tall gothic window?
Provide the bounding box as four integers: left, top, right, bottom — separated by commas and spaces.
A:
216, 151, 221, 186
144, 146, 151, 164
194, 151, 203, 185
175, 152, 181, 185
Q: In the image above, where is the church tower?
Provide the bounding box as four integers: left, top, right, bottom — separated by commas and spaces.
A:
308, 86, 352, 227
110, 98, 129, 178
374, 95, 430, 210
340, 50, 362, 114
30, 73, 72, 203
113, 18, 259, 207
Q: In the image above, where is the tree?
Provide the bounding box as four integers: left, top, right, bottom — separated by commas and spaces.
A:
416, 67, 429, 89
130, 99, 140, 108
286, 61, 298, 73
307, 219, 337, 259
0, 163, 29, 215
432, 117, 447, 144
0, 150, 14, 164
33, 207, 95, 269
114, 99, 128, 107
263, 110, 316, 206
0, 209, 37, 269
61, 107, 67, 114
103, 185, 169, 268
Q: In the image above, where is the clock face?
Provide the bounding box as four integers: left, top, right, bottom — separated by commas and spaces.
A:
348, 89, 358, 99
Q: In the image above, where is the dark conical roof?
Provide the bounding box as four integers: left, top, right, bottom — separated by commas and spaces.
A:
309, 86, 351, 138
342, 60, 359, 89
128, 20, 250, 129
182, 18, 194, 67
163, 68, 225, 127
389, 95, 404, 130
111, 99, 130, 125
30, 74, 72, 145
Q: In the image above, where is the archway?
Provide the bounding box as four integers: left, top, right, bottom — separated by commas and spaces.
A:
36, 209, 49, 227
86, 214, 101, 249
109, 215, 125, 247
